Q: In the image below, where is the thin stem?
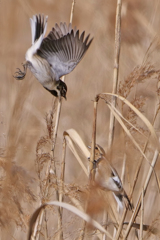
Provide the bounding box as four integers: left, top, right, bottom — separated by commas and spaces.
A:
80, 96, 99, 240
108, 0, 122, 150
89, 95, 99, 181
35, 99, 63, 240
115, 104, 160, 240
32, 1, 76, 239
121, 153, 126, 185
123, 148, 159, 239
70, 0, 76, 23
140, 188, 144, 240
59, 136, 67, 212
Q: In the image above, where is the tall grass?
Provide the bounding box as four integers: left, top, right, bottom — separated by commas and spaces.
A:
0, 0, 160, 239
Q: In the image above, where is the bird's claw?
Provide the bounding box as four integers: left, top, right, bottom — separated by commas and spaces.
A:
13, 64, 27, 80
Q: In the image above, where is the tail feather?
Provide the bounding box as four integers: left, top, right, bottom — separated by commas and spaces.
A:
114, 191, 133, 211
26, 15, 48, 62
30, 14, 48, 45
124, 192, 134, 210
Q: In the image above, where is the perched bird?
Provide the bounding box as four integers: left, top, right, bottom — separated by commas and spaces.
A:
88, 144, 133, 210
14, 14, 93, 99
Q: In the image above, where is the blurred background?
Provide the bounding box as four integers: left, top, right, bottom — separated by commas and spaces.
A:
0, 0, 160, 239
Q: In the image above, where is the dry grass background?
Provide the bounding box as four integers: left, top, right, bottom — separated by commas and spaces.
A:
1, 0, 160, 239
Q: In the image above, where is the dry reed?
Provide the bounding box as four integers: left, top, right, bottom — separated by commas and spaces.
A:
0, 0, 160, 239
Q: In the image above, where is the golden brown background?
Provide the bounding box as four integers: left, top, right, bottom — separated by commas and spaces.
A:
0, 0, 160, 239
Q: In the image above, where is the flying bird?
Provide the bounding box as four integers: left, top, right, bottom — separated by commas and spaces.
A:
14, 14, 93, 99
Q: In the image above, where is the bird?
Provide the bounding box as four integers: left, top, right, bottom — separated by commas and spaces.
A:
14, 14, 93, 99
88, 144, 133, 210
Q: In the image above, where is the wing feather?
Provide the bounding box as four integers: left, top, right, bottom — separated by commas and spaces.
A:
37, 22, 93, 80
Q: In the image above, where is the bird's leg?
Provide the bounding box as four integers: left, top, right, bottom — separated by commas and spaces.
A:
13, 62, 27, 80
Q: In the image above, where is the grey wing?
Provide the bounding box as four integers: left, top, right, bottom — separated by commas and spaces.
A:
37, 23, 93, 80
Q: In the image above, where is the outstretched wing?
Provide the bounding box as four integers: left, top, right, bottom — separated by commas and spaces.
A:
37, 23, 93, 80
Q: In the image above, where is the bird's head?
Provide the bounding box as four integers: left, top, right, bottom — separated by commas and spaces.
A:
56, 79, 67, 99
44, 79, 67, 99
